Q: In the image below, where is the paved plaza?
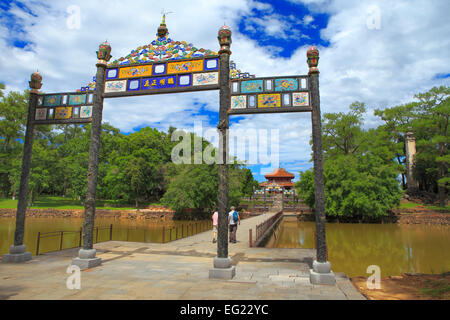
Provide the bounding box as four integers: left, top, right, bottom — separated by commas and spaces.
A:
0, 213, 365, 300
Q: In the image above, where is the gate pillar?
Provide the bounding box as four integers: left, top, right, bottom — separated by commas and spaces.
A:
209, 25, 235, 279
2, 72, 41, 263
72, 41, 111, 270
308, 46, 335, 285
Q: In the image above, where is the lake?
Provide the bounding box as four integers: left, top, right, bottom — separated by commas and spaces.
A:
265, 216, 450, 277
0, 217, 211, 257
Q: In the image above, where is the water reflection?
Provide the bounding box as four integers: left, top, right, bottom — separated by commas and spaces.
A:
0, 217, 211, 257
266, 217, 450, 277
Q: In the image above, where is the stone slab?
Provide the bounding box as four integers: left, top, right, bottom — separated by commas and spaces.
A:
310, 269, 336, 285
71, 257, 102, 270
209, 266, 236, 280
2, 252, 32, 263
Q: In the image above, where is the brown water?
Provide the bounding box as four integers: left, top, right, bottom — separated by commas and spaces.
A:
266, 217, 450, 277
0, 218, 211, 257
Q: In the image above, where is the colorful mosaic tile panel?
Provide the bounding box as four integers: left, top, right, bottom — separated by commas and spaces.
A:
55, 107, 72, 119
192, 72, 219, 86
142, 76, 177, 90
43, 95, 61, 107
241, 80, 263, 93
258, 94, 281, 108
231, 96, 246, 109
292, 92, 309, 106
118, 65, 152, 79
80, 106, 93, 118
274, 78, 298, 91
105, 80, 127, 93
69, 94, 86, 106
35, 108, 47, 120
108, 37, 218, 67
167, 60, 203, 74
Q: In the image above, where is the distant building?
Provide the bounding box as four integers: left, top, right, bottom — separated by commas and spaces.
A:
259, 168, 295, 193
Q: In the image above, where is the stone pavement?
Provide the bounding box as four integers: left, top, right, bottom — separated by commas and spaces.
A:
0, 212, 365, 300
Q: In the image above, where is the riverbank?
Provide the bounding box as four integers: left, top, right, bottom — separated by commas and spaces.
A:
0, 208, 174, 220
0, 208, 256, 220
351, 273, 450, 300
296, 211, 449, 225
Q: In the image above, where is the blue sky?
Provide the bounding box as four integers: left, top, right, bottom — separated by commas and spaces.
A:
1, 0, 449, 182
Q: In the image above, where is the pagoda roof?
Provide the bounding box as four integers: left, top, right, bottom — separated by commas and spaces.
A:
264, 168, 294, 179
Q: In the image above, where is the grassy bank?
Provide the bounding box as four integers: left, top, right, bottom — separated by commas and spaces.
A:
398, 202, 450, 213
0, 196, 162, 211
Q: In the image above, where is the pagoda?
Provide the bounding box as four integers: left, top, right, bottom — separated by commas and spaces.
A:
259, 168, 295, 193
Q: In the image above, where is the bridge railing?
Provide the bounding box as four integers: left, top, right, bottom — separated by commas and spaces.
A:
249, 211, 283, 247
36, 225, 112, 255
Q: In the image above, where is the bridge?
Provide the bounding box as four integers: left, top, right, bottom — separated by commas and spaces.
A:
0, 212, 364, 300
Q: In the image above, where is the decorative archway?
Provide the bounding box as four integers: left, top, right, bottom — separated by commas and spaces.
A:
2, 17, 334, 284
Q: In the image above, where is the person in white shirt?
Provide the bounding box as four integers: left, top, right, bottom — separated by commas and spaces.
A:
228, 206, 240, 243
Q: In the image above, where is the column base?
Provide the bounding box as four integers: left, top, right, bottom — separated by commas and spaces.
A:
2, 245, 32, 263
209, 266, 236, 279
71, 248, 102, 270
209, 256, 236, 279
309, 260, 336, 285
71, 257, 102, 270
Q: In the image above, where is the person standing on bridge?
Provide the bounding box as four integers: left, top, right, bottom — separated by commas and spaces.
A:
228, 206, 240, 243
212, 208, 218, 243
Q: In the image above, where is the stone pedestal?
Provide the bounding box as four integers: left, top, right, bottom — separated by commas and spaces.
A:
309, 260, 336, 285
2, 245, 32, 263
71, 248, 101, 270
209, 256, 236, 280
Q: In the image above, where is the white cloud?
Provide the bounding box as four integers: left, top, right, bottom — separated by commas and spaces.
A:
1, 0, 449, 180
302, 14, 314, 26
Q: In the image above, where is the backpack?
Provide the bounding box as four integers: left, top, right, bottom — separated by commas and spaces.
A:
232, 210, 239, 223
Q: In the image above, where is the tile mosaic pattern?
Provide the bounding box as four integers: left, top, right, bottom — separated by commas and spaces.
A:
258, 94, 281, 108
35, 108, 47, 120
293, 92, 309, 106
69, 94, 86, 106
80, 106, 93, 118
230, 76, 310, 113
241, 80, 263, 93
55, 107, 72, 119
105, 80, 127, 93
192, 72, 219, 86
231, 96, 246, 109
274, 78, 298, 91
35, 92, 94, 124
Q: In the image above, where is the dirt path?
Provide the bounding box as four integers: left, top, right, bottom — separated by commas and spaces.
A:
351, 273, 450, 300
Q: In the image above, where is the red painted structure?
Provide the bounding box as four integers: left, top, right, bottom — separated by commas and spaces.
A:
259, 168, 295, 192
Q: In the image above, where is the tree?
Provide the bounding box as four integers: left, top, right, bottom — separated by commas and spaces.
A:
297, 101, 403, 219
374, 102, 417, 188
321, 101, 367, 159
296, 154, 402, 220
239, 168, 259, 197
413, 86, 449, 206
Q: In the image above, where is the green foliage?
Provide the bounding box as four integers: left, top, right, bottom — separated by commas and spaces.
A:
0, 88, 255, 216
297, 154, 401, 219
376, 86, 449, 206
321, 101, 367, 159
297, 101, 403, 219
